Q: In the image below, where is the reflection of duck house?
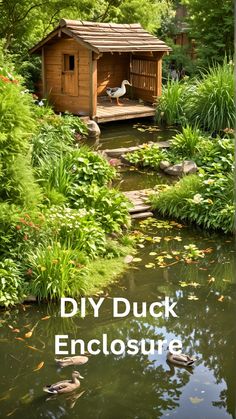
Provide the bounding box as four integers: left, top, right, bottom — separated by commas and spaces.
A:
30, 19, 171, 123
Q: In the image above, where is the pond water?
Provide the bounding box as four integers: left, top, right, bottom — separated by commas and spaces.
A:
0, 121, 235, 419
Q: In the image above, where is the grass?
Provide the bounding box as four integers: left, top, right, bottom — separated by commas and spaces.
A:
186, 61, 235, 132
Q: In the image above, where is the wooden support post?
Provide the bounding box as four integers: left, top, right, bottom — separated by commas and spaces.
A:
89, 51, 97, 119
42, 46, 46, 97
156, 57, 162, 97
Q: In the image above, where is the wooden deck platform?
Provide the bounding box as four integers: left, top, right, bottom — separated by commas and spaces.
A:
94, 99, 155, 123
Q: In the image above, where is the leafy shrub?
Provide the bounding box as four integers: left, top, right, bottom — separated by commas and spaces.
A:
0, 154, 42, 207
39, 147, 116, 199
0, 259, 24, 306
69, 184, 131, 233
31, 123, 73, 167
0, 204, 46, 261
28, 243, 88, 300
151, 173, 234, 233
155, 80, 193, 125
196, 137, 234, 173
45, 206, 107, 259
0, 71, 35, 157
126, 144, 167, 169
186, 61, 235, 131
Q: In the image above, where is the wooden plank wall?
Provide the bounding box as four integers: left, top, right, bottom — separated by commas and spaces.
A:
44, 38, 90, 115
97, 53, 130, 96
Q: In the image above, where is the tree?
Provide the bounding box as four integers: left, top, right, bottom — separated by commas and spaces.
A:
181, 0, 234, 66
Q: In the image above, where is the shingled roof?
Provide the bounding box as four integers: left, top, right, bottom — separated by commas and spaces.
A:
30, 19, 171, 54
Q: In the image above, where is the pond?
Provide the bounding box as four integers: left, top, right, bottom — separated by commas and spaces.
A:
0, 121, 235, 419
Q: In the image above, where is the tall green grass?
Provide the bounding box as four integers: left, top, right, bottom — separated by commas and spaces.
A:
156, 80, 192, 125
186, 61, 235, 131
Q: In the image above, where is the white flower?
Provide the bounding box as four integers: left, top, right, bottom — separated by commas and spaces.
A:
203, 178, 214, 185
192, 193, 204, 204
38, 100, 44, 107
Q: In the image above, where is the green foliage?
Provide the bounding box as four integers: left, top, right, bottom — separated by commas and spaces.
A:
186, 61, 235, 131
182, 0, 234, 67
162, 39, 197, 79
151, 173, 234, 233
68, 147, 115, 186
45, 206, 107, 259
126, 144, 167, 169
196, 137, 234, 173
70, 184, 131, 233
0, 259, 24, 307
156, 61, 235, 132
28, 243, 88, 300
38, 147, 116, 204
171, 125, 205, 159
155, 80, 192, 125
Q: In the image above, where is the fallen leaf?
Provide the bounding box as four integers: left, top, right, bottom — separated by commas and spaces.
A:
218, 295, 224, 302
41, 316, 51, 321
189, 396, 204, 404
25, 331, 33, 338
33, 361, 44, 372
149, 252, 157, 256
12, 329, 20, 333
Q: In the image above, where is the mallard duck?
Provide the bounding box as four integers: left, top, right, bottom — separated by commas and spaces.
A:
106, 80, 131, 105
55, 355, 88, 368
167, 351, 195, 367
43, 371, 84, 394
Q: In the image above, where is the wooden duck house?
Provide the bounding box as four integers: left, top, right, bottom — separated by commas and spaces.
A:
30, 19, 171, 123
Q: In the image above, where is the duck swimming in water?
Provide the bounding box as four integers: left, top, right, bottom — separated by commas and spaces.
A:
167, 351, 195, 367
55, 355, 89, 368
106, 80, 132, 105
43, 371, 83, 394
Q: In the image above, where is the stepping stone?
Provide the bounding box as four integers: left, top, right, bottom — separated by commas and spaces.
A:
129, 204, 151, 214
131, 211, 153, 219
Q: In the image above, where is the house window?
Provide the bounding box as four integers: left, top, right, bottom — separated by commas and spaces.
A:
64, 54, 75, 71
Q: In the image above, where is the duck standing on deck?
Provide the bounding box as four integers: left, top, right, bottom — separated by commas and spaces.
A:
106, 80, 132, 105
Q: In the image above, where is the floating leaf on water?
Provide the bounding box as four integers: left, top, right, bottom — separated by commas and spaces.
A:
137, 244, 145, 248
189, 396, 204, 404
179, 281, 188, 287
33, 361, 44, 372
174, 236, 182, 241
187, 295, 199, 301
149, 252, 157, 256
203, 247, 214, 254
218, 295, 224, 302
190, 282, 201, 288
145, 263, 155, 269
25, 331, 33, 338
12, 328, 20, 333
133, 257, 142, 262
41, 316, 51, 321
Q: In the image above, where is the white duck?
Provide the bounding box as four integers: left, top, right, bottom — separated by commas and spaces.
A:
106, 80, 132, 105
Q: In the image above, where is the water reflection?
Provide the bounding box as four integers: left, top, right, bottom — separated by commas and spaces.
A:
0, 224, 235, 418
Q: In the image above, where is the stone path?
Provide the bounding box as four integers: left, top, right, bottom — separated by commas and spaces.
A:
124, 189, 154, 219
